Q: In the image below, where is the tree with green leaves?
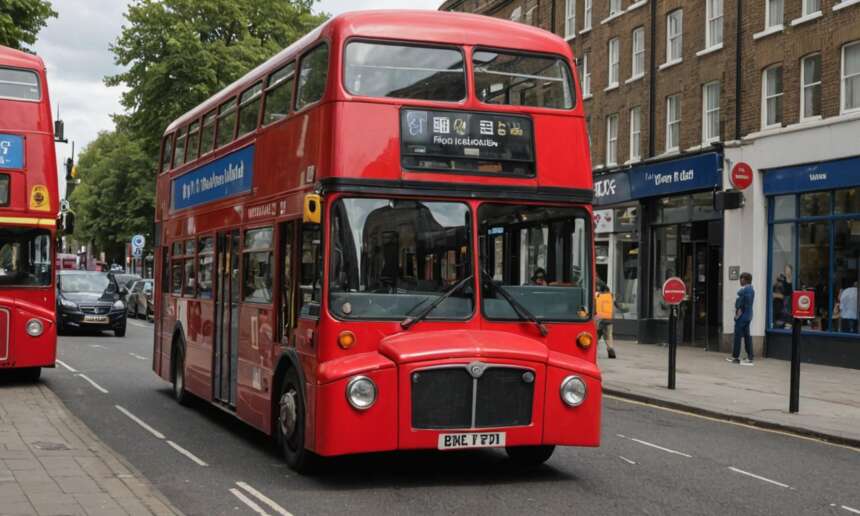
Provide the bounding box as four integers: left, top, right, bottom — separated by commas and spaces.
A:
69, 129, 153, 263
0, 0, 56, 51
106, 0, 328, 158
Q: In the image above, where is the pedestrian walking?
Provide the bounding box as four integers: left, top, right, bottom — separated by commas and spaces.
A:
839, 281, 858, 333
727, 272, 755, 365
596, 281, 619, 359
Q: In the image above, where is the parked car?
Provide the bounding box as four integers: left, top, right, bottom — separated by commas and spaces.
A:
56, 270, 127, 337
113, 273, 142, 291
126, 279, 154, 320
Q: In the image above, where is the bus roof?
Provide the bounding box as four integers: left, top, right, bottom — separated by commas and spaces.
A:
165, 10, 572, 134
0, 45, 45, 71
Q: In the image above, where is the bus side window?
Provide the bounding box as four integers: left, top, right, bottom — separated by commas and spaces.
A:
279, 221, 294, 342
170, 242, 183, 295
298, 223, 322, 317
295, 43, 329, 111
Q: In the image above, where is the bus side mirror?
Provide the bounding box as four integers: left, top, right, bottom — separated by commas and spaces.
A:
303, 194, 321, 224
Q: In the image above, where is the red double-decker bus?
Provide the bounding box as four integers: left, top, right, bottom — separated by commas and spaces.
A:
153, 10, 599, 471
0, 46, 59, 380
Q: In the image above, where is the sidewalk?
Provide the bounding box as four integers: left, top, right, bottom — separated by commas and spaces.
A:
0, 377, 180, 516
600, 340, 860, 447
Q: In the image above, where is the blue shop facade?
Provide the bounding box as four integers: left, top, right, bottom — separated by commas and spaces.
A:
594, 151, 724, 348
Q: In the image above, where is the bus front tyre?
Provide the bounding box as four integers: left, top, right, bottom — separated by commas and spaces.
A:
505, 445, 555, 466
172, 346, 190, 406
277, 368, 317, 473
22, 367, 41, 382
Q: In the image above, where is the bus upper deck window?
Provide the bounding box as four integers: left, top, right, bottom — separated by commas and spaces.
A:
0, 175, 9, 206
473, 50, 575, 110
0, 67, 40, 101
344, 41, 466, 102
263, 63, 295, 125
296, 43, 329, 110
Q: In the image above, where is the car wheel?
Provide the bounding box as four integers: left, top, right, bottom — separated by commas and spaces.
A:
505, 445, 555, 467
277, 368, 317, 473
172, 342, 190, 405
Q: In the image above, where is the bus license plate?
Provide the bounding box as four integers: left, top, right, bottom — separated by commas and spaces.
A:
83, 315, 109, 324
437, 432, 506, 450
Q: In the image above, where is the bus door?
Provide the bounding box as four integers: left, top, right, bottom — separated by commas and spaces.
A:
214, 229, 240, 407
295, 223, 322, 357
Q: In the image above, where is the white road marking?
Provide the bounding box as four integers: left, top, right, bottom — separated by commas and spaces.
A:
166, 440, 208, 466
129, 353, 148, 360
842, 505, 860, 514
623, 436, 692, 458
89, 344, 106, 349
236, 482, 293, 516
230, 488, 271, 516
128, 320, 151, 329
55, 359, 77, 372
115, 405, 166, 440
619, 456, 637, 465
728, 467, 791, 489
76, 373, 109, 394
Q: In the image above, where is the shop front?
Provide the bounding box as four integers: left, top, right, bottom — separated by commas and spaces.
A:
763, 154, 860, 368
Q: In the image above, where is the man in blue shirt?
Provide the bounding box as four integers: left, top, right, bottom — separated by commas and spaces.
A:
728, 272, 755, 365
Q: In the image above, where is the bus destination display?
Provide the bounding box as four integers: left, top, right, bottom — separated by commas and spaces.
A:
400, 109, 534, 175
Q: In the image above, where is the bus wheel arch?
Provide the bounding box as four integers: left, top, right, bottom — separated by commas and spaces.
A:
272, 351, 316, 473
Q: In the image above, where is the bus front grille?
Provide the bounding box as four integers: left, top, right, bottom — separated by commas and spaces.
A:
411, 363, 534, 430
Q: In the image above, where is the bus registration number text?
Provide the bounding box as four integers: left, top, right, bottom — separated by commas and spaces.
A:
437, 432, 506, 450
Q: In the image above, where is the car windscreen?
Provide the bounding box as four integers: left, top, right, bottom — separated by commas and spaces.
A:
59, 273, 114, 294
344, 41, 466, 101
0, 67, 40, 101
479, 203, 591, 321
473, 50, 574, 109
329, 198, 473, 320
0, 228, 51, 286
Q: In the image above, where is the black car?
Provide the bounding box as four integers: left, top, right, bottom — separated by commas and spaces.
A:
56, 270, 127, 337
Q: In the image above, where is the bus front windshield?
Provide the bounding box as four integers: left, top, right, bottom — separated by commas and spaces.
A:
329, 198, 473, 320
479, 204, 591, 321
0, 228, 52, 287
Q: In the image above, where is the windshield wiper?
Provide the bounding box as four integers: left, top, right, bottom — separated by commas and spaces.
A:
481, 270, 549, 336
400, 274, 474, 330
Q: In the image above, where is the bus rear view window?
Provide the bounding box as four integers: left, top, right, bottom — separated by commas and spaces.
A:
0, 67, 40, 101
345, 41, 466, 102
473, 50, 574, 110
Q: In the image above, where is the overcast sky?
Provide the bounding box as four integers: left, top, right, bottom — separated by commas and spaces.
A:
32, 0, 442, 196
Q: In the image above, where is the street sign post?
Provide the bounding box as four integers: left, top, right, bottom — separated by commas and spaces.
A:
131, 234, 145, 249
662, 277, 686, 390
789, 291, 815, 413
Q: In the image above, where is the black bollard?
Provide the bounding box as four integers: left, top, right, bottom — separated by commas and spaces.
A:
789, 317, 802, 413
668, 305, 677, 390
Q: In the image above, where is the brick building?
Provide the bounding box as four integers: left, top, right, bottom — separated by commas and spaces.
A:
441, 0, 860, 368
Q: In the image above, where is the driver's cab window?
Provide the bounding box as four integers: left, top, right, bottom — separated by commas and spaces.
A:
299, 223, 322, 317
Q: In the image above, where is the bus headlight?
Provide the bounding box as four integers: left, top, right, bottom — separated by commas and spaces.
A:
26, 319, 44, 337
346, 376, 376, 410
560, 375, 587, 407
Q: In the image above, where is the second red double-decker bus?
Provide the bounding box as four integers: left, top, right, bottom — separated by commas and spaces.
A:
0, 46, 59, 380
153, 10, 599, 472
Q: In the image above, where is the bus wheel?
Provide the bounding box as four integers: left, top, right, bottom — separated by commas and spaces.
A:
505, 445, 555, 466
277, 368, 316, 473
22, 367, 41, 382
172, 345, 190, 406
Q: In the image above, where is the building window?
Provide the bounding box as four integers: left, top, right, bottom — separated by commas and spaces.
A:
706, 0, 723, 48
702, 82, 720, 143
666, 10, 683, 64
762, 65, 784, 128
608, 38, 620, 87
801, 54, 822, 120
610, 0, 622, 16
565, 0, 576, 38
632, 27, 645, 78
606, 113, 619, 166
578, 53, 591, 97
803, 0, 820, 15
629, 106, 641, 162
666, 94, 680, 151
584, 0, 592, 30
843, 41, 860, 113
766, 0, 783, 29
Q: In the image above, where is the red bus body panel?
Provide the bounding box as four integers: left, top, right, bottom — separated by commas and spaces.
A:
0, 46, 58, 371
153, 11, 598, 457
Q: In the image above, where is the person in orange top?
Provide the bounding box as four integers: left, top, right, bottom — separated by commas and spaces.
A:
596, 281, 617, 359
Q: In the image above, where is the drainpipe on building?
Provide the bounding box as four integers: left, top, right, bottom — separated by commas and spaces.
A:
735, 0, 743, 140
550, 0, 556, 34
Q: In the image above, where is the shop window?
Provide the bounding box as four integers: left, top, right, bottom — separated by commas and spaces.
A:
800, 191, 830, 216
652, 225, 679, 319
835, 188, 860, 214
833, 220, 860, 333
770, 224, 795, 329
799, 221, 830, 330
773, 194, 796, 220
691, 192, 718, 220
615, 236, 639, 320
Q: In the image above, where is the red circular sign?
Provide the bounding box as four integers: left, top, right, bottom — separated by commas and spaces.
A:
662, 277, 687, 305
731, 162, 754, 190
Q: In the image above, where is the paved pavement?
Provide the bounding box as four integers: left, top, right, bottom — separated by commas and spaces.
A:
40, 320, 860, 515
0, 370, 178, 515
600, 339, 860, 446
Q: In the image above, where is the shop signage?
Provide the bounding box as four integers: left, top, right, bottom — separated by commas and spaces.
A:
629, 152, 722, 199
792, 291, 815, 319
593, 209, 614, 233
763, 155, 860, 196
662, 277, 687, 305
171, 145, 254, 211
593, 170, 631, 206
0, 134, 24, 169
730, 162, 753, 190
